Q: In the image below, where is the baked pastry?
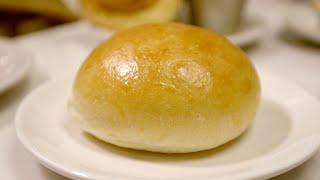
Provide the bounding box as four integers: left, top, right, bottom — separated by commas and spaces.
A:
0, 0, 76, 20
312, 0, 320, 12
0, 0, 76, 36
69, 23, 260, 153
79, 0, 181, 30
95, 0, 157, 12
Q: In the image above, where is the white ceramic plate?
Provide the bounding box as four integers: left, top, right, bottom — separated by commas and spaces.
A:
15, 72, 320, 180
226, 17, 266, 47
0, 42, 33, 94
286, 5, 320, 44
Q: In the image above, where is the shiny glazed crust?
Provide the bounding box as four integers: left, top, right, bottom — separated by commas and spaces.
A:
70, 23, 260, 153
79, 0, 181, 30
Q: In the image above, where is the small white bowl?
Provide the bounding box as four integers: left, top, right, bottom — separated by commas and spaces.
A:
15, 71, 320, 180
0, 42, 33, 95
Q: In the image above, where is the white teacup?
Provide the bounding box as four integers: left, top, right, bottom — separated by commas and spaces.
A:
191, 0, 246, 34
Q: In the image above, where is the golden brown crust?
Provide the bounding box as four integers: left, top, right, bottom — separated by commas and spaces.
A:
312, 0, 320, 11
79, 0, 181, 30
97, 0, 157, 12
71, 23, 260, 153
0, 0, 76, 20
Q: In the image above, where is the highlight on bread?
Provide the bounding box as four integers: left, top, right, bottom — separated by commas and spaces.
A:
69, 22, 261, 153
79, 0, 181, 30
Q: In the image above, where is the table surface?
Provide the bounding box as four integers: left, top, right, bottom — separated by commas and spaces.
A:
0, 0, 319, 179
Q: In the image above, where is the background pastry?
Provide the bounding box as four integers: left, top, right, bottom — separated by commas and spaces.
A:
79, 0, 181, 30
312, 0, 320, 12
0, 0, 76, 37
69, 23, 261, 153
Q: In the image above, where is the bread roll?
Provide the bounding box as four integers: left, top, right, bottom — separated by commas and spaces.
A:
96, 0, 157, 12
79, 0, 181, 30
0, 0, 76, 20
69, 23, 260, 153
312, 0, 320, 12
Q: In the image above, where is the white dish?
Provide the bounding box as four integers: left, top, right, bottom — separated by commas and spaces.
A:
226, 17, 266, 47
286, 5, 320, 44
0, 43, 33, 95
15, 71, 320, 180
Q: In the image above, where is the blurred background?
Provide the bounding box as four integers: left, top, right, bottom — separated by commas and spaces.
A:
0, 0, 76, 37
0, 0, 318, 39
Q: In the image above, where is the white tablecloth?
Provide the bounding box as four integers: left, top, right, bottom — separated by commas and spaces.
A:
0, 0, 319, 179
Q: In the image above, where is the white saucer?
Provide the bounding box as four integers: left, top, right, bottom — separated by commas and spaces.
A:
286, 5, 320, 44
226, 17, 266, 47
0, 42, 33, 95
15, 72, 320, 180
